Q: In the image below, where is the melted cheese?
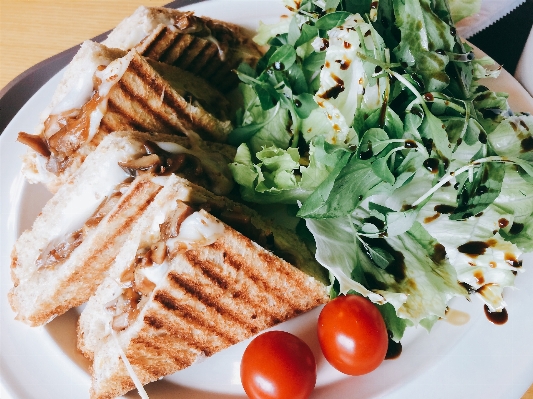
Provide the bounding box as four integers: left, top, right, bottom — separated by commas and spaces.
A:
175, 211, 225, 246
136, 261, 169, 285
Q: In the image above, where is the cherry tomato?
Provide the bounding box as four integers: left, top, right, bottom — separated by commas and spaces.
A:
240, 331, 316, 399
317, 294, 388, 376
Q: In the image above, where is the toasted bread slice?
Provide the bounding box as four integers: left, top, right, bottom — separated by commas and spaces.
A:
103, 6, 263, 92
9, 131, 236, 325
20, 42, 233, 193
77, 174, 328, 399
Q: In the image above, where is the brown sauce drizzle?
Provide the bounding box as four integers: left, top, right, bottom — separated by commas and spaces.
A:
457, 239, 496, 257
504, 253, 522, 268
459, 282, 476, 294
473, 269, 485, 285
318, 74, 345, 100
423, 92, 434, 102
498, 218, 509, 228
509, 222, 524, 235
434, 204, 456, 214
484, 305, 508, 325
432, 243, 446, 264
520, 136, 533, 152
404, 139, 417, 148
424, 213, 440, 223
385, 338, 402, 360
336, 58, 351, 70
363, 237, 406, 283
423, 158, 439, 173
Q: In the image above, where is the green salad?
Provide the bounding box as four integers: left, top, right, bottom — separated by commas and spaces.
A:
228, 0, 533, 341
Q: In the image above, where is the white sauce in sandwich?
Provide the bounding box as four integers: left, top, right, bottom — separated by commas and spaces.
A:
137, 261, 170, 285
96, 53, 132, 97
168, 211, 225, 249
51, 65, 101, 115
53, 163, 130, 240
154, 141, 189, 154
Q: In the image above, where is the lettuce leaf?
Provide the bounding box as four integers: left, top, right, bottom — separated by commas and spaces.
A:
447, 0, 481, 22
229, 137, 344, 204
306, 213, 467, 337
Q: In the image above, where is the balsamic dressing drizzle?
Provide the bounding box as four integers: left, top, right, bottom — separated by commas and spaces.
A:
484, 305, 508, 325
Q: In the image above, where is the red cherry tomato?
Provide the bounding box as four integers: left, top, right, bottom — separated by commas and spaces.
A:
317, 294, 388, 375
240, 331, 317, 399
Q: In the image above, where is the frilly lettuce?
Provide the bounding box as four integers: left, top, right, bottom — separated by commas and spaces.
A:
229, 137, 344, 203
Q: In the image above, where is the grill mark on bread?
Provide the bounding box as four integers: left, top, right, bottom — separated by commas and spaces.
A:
138, 29, 236, 91
144, 314, 165, 329
196, 52, 223, 79
103, 96, 150, 133
167, 35, 205, 68
129, 56, 214, 138
215, 235, 326, 312
179, 251, 273, 332
102, 63, 191, 138
141, 25, 173, 59
115, 78, 179, 134
183, 250, 283, 328
128, 334, 200, 372
161, 34, 195, 65
174, 39, 211, 71
166, 270, 259, 334
143, 314, 222, 357
153, 290, 242, 345
107, 179, 161, 222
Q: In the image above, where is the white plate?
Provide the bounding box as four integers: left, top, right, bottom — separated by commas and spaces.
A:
1, 1, 533, 398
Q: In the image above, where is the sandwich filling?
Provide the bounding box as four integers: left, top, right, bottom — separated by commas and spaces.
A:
106, 205, 224, 332
18, 54, 132, 173
119, 139, 234, 195
32, 138, 233, 274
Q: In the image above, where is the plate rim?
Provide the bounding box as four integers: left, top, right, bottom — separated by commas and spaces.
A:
1, 1, 533, 399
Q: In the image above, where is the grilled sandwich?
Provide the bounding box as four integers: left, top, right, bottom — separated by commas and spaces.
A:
19, 41, 233, 193
77, 173, 329, 399
103, 6, 263, 92
9, 130, 236, 326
